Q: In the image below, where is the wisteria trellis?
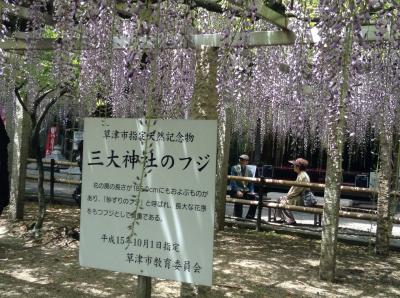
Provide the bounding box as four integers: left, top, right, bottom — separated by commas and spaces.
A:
0, 0, 399, 283
1, 0, 398, 157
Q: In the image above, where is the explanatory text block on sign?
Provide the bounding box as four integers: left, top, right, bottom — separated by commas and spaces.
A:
79, 118, 217, 286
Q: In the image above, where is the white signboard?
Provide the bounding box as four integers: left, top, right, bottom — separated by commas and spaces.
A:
79, 118, 217, 286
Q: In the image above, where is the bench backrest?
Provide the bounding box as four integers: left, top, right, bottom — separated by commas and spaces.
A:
247, 165, 257, 178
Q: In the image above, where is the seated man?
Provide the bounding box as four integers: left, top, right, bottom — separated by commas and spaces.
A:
230, 154, 257, 219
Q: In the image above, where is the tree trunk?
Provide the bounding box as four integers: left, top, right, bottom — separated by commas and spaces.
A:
184, 45, 218, 296
215, 107, 233, 231
189, 46, 218, 120
319, 146, 343, 281
254, 118, 261, 164
390, 139, 400, 230
5, 101, 14, 184
33, 130, 47, 233
375, 127, 393, 255
8, 98, 30, 220
319, 23, 353, 282
190, 44, 219, 230
388, 102, 400, 246
374, 55, 400, 254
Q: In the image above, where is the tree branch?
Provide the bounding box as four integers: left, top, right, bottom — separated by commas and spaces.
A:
38, 84, 51, 94
16, 79, 27, 91
34, 87, 69, 138
14, 87, 30, 115
32, 88, 57, 115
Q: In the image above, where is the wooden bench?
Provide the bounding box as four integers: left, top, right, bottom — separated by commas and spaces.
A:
263, 200, 379, 226
261, 197, 324, 225
226, 195, 325, 225
225, 195, 385, 227
226, 176, 399, 228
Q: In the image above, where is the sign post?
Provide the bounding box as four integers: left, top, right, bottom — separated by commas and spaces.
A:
137, 275, 151, 297
79, 118, 217, 293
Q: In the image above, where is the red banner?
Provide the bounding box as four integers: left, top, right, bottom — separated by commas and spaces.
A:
45, 127, 58, 156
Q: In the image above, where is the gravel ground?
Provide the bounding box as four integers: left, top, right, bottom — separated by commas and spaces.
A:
1, 202, 400, 297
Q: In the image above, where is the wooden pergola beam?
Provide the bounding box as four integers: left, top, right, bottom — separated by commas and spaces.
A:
253, 0, 289, 30
115, 0, 290, 30
0, 39, 55, 51
190, 25, 397, 48
0, 30, 296, 51
3, 1, 391, 49
309, 25, 396, 44
1, 25, 396, 51
190, 30, 296, 47
1, 0, 291, 49
0, 1, 54, 25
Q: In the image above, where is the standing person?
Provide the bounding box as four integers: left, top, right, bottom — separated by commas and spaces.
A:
0, 117, 10, 216
230, 154, 257, 219
275, 158, 310, 225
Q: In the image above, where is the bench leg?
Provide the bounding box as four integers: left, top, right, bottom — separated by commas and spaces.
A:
314, 214, 323, 226
267, 207, 277, 222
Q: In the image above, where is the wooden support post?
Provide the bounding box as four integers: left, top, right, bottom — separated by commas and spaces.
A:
137, 275, 151, 298
50, 159, 55, 203
314, 214, 322, 226
256, 181, 270, 231
256, 183, 264, 231
268, 206, 272, 222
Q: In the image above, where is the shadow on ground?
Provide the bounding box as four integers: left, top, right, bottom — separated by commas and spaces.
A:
1, 202, 400, 297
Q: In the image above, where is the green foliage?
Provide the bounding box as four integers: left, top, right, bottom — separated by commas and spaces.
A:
15, 49, 80, 100
42, 25, 58, 39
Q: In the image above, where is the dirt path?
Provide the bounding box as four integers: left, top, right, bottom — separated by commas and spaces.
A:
1, 202, 400, 297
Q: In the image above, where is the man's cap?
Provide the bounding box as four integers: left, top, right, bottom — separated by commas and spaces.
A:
239, 154, 249, 161
289, 158, 309, 168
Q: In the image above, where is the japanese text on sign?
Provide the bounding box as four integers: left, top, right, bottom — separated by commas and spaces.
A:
79, 118, 217, 286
